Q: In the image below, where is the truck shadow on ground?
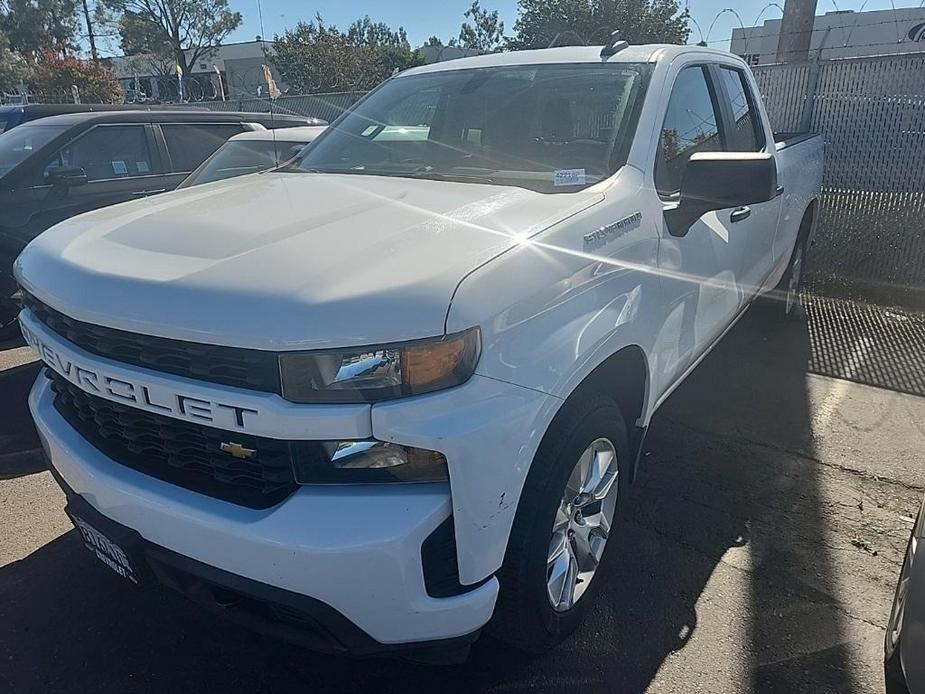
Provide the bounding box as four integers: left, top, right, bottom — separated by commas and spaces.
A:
0, 359, 42, 479
0, 302, 866, 693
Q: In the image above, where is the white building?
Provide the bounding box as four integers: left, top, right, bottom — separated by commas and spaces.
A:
105, 40, 282, 102
731, 8, 925, 66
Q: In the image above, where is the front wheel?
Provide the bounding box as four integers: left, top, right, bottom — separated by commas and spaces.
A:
489, 395, 630, 653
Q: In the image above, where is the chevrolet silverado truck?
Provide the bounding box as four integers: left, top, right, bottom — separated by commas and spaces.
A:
15, 43, 823, 659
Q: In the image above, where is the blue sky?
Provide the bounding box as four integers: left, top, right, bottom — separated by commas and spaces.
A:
225, 0, 925, 50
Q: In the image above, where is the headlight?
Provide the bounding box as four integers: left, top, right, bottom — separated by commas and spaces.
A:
279, 327, 481, 403
291, 440, 449, 483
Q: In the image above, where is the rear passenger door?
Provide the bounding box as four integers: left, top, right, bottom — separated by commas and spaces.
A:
156, 123, 248, 189
30, 123, 166, 233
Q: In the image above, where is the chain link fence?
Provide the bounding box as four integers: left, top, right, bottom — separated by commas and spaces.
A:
753, 53, 925, 311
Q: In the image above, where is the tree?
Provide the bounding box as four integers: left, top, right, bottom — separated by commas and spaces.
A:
347, 15, 423, 76
458, 1, 505, 52
104, 0, 241, 77
511, 0, 689, 49
0, 0, 79, 59
30, 49, 122, 101
272, 15, 424, 94
0, 27, 31, 90
272, 16, 384, 94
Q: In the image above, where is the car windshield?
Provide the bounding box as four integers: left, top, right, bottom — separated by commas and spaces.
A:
181, 139, 309, 187
0, 124, 65, 177
0, 116, 10, 135
289, 63, 650, 193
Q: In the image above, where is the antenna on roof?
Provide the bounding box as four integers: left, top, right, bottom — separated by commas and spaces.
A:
600, 30, 629, 57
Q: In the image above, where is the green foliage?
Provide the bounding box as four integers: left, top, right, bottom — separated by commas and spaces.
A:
0, 27, 31, 89
511, 0, 689, 49
0, 0, 79, 59
458, 0, 505, 52
272, 15, 423, 94
103, 0, 241, 75
31, 49, 122, 101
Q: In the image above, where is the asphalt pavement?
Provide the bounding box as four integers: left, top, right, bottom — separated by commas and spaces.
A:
1, 296, 923, 693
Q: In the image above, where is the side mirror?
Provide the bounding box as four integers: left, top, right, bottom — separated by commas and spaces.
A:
46, 166, 88, 188
664, 152, 778, 238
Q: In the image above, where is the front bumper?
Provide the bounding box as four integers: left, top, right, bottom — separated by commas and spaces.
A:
30, 375, 499, 647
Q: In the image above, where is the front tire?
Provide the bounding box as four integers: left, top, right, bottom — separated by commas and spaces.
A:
490, 394, 630, 653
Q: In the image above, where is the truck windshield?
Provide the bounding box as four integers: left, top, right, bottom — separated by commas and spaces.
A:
0, 124, 66, 177
290, 63, 650, 193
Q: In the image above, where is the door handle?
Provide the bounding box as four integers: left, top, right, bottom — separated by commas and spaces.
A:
730, 206, 752, 223
131, 189, 166, 196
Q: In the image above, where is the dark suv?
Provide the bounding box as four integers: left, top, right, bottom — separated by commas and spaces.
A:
0, 109, 321, 335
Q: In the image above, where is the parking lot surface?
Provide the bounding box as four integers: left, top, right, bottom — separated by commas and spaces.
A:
1, 296, 923, 693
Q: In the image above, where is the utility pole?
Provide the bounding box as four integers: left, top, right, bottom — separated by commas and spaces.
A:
80, 0, 99, 61
777, 0, 818, 64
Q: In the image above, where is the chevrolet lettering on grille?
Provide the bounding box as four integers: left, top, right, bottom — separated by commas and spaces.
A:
21, 319, 259, 430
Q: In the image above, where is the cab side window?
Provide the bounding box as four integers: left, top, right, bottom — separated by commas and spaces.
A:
45, 125, 153, 182
716, 66, 765, 152
161, 124, 246, 173
655, 66, 724, 197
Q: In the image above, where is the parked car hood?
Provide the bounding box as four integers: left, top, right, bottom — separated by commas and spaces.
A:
16, 171, 601, 350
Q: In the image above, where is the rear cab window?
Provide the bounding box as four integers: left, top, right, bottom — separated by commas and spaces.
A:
715, 66, 766, 152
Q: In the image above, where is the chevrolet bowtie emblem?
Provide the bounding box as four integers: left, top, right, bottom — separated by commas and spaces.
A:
220, 442, 257, 460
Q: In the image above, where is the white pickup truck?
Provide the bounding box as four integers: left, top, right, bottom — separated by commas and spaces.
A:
16, 43, 823, 660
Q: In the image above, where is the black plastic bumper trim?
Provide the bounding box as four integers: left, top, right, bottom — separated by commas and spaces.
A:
47, 462, 481, 662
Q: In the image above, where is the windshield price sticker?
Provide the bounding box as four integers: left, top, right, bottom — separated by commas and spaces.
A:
554, 169, 587, 187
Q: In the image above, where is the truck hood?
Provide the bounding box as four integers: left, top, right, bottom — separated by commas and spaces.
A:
16, 172, 601, 350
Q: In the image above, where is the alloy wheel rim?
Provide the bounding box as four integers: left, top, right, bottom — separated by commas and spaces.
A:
546, 437, 619, 612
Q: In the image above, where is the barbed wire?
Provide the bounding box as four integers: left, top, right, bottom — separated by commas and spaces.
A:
699, 3, 925, 50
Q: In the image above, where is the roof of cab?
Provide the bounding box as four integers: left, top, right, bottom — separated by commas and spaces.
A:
228, 125, 327, 142
399, 44, 738, 76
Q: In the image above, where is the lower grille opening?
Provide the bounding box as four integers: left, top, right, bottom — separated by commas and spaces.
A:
48, 370, 301, 509
421, 516, 491, 598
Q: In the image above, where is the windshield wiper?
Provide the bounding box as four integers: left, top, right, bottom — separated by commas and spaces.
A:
296, 166, 497, 185
404, 170, 497, 185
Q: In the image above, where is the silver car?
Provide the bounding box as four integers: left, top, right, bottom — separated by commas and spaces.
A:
886, 495, 925, 693
179, 125, 327, 188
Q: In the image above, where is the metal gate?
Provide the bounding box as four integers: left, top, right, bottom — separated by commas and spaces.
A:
754, 54, 925, 309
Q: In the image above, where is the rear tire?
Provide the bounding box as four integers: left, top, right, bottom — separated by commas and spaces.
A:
780, 237, 807, 319
489, 394, 630, 653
